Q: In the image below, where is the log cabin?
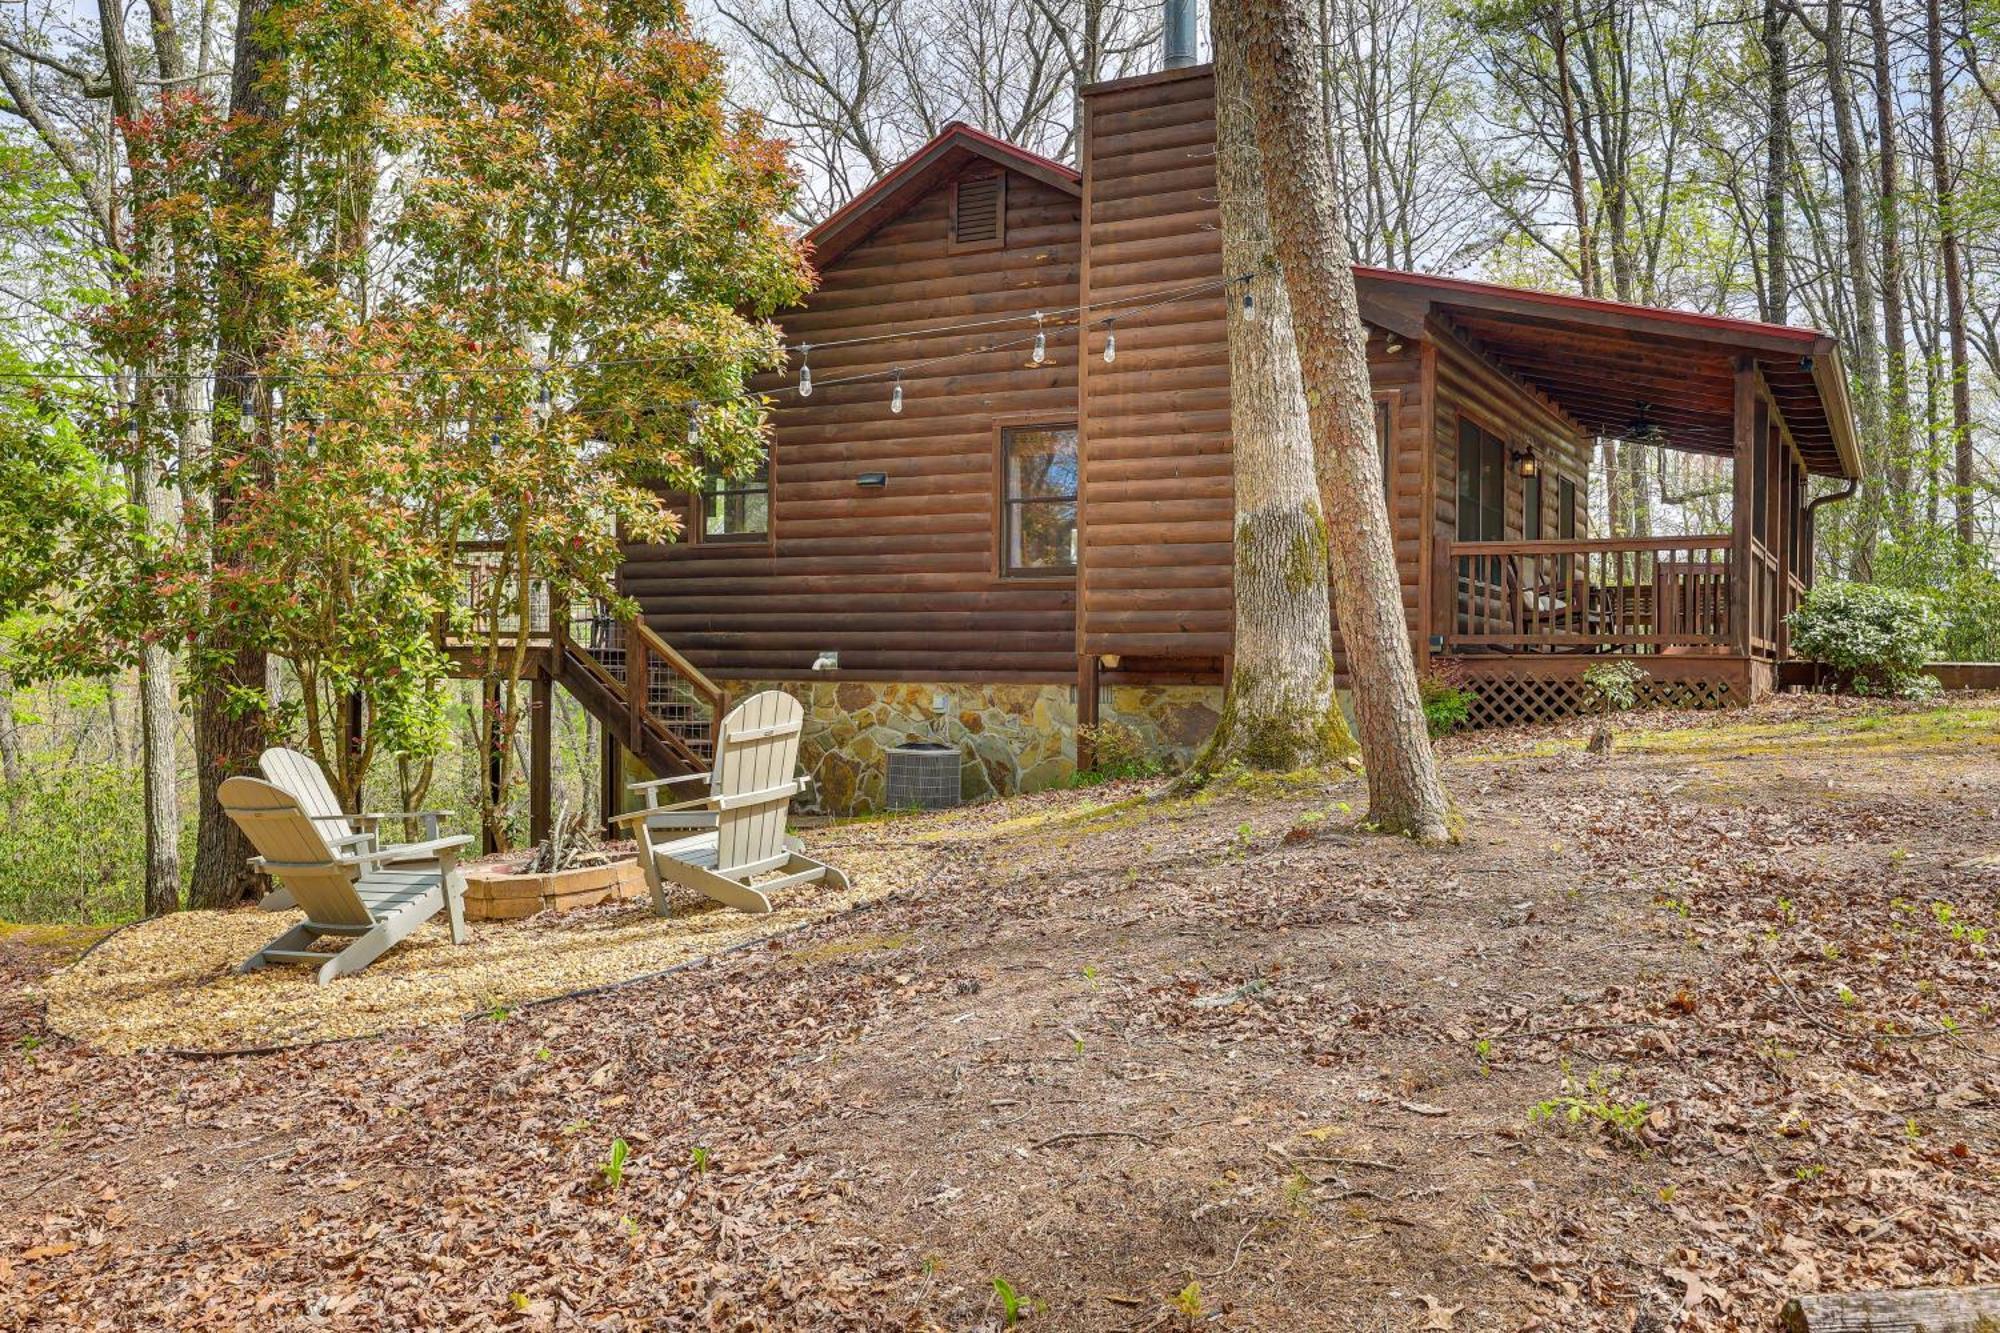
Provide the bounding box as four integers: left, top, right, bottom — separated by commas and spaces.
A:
601, 62, 1863, 814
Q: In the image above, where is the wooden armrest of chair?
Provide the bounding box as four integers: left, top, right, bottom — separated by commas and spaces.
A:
357, 809, 451, 837
629, 773, 711, 798
346, 835, 473, 868
611, 797, 717, 827
327, 830, 376, 852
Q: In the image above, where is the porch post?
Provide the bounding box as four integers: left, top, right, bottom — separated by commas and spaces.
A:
529, 671, 552, 846
598, 725, 620, 840
1731, 358, 1756, 657
1075, 653, 1101, 772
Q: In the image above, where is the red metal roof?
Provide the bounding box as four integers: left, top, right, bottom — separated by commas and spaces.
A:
1354, 264, 1833, 349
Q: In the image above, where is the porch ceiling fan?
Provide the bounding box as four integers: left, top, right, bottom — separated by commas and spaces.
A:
1623, 403, 1669, 446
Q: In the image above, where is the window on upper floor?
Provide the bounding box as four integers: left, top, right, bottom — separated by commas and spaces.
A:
699, 459, 769, 542
1000, 424, 1077, 576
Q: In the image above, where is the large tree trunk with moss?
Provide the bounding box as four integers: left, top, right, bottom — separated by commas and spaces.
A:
188, 0, 281, 910
1227, 0, 1452, 843
1187, 1, 1355, 779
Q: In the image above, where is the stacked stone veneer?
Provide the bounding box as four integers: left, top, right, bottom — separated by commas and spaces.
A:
724, 680, 1224, 814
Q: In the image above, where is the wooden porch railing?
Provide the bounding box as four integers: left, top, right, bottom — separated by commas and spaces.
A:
1747, 538, 1781, 657
1442, 535, 1746, 655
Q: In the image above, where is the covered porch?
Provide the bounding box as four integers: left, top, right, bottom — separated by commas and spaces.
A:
1367, 270, 1864, 724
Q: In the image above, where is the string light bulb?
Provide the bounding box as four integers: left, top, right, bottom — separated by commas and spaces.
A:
1031, 312, 1046, 365
238, 378, 256, 435
797, 345, 812, 397
1102, 323, 1116, 364
1241, 278, 1257, 322
533, 379, 553, 425
890, 370, 903, 414
687, 405, 701, 446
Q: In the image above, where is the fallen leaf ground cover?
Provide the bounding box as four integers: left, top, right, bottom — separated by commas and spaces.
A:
1, 693, 1995, 1330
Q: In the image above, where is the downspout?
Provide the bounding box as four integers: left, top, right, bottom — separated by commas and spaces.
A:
1802, 477, 1858, 585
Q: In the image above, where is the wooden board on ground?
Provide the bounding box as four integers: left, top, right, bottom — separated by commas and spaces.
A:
1781, 1285, 2000, 1332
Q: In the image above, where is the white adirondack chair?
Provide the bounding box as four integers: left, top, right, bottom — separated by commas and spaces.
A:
220, 776, 471, 984
256, 748, 451, 911
613, 691, 846, 915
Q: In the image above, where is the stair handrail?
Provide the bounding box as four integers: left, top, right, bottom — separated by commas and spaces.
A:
553, 594, 727, 762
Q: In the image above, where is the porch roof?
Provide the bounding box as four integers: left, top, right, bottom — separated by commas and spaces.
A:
1355, 267, 1864, 480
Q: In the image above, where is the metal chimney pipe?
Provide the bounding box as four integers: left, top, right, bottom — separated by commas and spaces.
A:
1162, 0, 1196, 68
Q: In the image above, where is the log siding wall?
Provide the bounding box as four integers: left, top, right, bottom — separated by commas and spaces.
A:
619, 167, 1084, 682
1077, 67, 1432, 675
618, 69, 1594, 690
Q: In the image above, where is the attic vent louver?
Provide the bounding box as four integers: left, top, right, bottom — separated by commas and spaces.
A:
951, 174, 1005, 250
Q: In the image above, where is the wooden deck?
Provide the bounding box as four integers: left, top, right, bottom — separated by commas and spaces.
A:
1433, 533, 1798, 728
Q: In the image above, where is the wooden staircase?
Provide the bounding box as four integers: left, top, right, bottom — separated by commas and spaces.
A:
451, 543, 723, 786
553, 604, 723, 779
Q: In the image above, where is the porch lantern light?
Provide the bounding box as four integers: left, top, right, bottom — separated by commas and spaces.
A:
1512, 446, 1539, 479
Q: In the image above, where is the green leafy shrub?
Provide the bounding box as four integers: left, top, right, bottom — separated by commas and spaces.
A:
1928, 567, 2000, 662
1785, 581, 1942, 698
0, 762, 166, 923
1580, 661, 1648, 754
1418, 676, 1473, 737
1073, 719, 1162, 784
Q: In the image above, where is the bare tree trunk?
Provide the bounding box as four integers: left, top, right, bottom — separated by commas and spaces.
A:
1227, 0, 1452, 843
0, 668, 22, 812
96, 0, 184, 915
1926, 0, 1974, 549
1190, 0, 1357, 778
1762, 0, 1790, 323
1864, 0, 1912, 532
189, 0, 282, 910
1548, 10, 1598, 298
1819, 0, 1885, 573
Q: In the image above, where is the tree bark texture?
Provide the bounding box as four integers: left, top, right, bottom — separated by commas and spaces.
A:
1864, 0, 1913, 524
1191, 0, 1356, 776
1225, 0, 1453, 842
98, 0, 183, 916
1762, 0, 1789, 323
1819, 0, 1886, 574
189, 0, 282, 909
1925, 0, 1974, 548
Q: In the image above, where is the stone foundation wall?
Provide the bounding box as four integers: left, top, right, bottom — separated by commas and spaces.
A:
717, 679, 1225, 814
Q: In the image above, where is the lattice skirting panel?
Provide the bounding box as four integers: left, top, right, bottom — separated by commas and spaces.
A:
1449, 670, 1744, 730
